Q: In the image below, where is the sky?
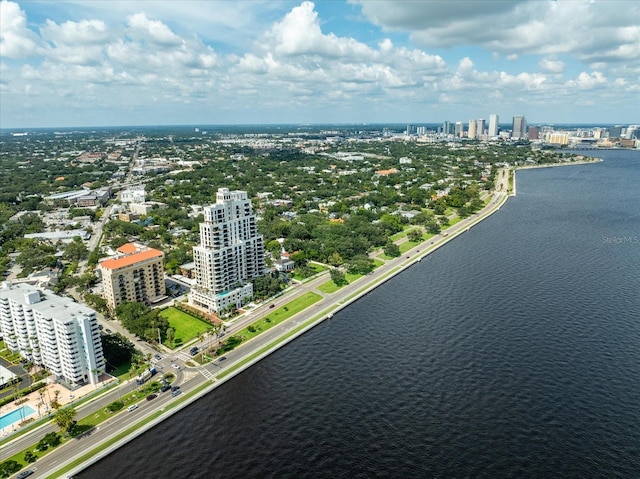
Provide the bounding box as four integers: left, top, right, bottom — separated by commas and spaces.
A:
1, 0, 639, 128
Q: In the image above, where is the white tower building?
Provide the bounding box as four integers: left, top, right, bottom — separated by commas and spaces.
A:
0, 282, 105, 386
191, 188, 265, 313
468, 119, 477, 139
489, 114, 499, 137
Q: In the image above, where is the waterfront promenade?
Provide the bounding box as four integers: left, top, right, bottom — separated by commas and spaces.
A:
1, 165, 525, 478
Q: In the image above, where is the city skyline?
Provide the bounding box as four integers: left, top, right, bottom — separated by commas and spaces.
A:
1, 0, 639, 128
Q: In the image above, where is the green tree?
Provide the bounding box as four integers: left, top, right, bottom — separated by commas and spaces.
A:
328, 252, 343, 266
63, 236, 88, 262
53, 406, 77, 435
24, 450, 36, 463
383, 242, 401, 258
345, 255, 375, 275
166, 327, 175, 347
426, 221, 441, 235
0, 459, 21, 477
329, 268, 347, 286
407, 229, 423, 243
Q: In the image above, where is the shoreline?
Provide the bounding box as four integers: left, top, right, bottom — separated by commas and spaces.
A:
516, 157, 603, 170
57, 174, 513, 478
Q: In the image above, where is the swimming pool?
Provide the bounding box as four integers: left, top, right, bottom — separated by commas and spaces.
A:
0, 404, 36, 429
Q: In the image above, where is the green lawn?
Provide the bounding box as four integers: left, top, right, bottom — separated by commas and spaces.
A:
399, 240, 421, 254
158, 307, 213, 348
318, 272, 363, 293
291, 263, 327, 281
0, 340, 23, 364
109, 361, 132, 381
446, 216, 463, 227
237, 292, 322, 341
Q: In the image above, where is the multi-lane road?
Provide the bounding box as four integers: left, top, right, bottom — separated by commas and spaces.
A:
3, 170, 511, 478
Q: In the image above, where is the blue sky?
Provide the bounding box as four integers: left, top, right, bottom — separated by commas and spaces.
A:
1, 0, 638, 128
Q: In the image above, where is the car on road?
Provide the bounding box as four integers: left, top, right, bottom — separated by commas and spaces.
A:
105, 329, 112, 334
219, 356, 227, 362
146, 394, 157, 401
154, 354, 162, 361
171, 385, 180, 392
16, 470, 34, 479
127, 404, 138, 412
171, 363, 180, 370
269, 304, 275, 309
172, 389, 182, 397
189, 346, 199, 356
161, 384, 171, 392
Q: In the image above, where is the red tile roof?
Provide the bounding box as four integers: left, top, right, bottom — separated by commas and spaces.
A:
100, 248, 163, 270
117, 243, 138, 254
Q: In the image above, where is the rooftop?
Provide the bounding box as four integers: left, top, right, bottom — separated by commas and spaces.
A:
100, 246, 164, 270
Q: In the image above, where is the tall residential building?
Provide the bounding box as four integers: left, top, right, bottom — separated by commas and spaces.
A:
511, 115, 527, 139
488, 114, 499, 137
468, 119, 477, 139
442, 121, 451, 135
0, 282, 105, 386
191, 188, 265, 313
98, 243, 166, 311
477, 118, 486, 137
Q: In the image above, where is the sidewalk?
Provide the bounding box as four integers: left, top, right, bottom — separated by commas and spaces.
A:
0, 375, 114, 439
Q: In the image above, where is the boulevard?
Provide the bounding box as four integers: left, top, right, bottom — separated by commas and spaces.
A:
0, 168, 514, 479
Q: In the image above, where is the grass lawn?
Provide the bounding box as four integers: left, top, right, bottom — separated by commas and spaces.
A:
318, 272, 363, 293
373, 259, 385, 268
237, 292, 322, 341
291, 263, 326, 281
159, 307, 213, 349
447, 216, 463, 227
2, 382, 162, 476
109, 361, 132, 381
399, 241, 421, 254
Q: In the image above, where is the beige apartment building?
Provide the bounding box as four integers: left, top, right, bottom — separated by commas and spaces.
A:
98, 243, 166, 311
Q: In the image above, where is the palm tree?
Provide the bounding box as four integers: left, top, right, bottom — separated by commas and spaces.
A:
51, 389, 61, 410
53, 405, 77, 436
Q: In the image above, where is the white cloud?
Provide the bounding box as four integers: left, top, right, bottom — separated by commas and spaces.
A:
127, 12, 183, 47
539, 57, 564, 74
354, 0, 640, 67
567, 71, 607, 89
0, 1, 41, 57
264, 1, 375, 59
41, 19, 111, 45
0, 0, 637, 127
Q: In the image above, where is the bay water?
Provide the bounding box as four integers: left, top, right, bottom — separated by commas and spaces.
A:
82, 150, 640, 478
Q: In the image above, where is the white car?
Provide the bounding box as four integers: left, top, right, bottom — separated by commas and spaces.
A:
171, 363, 180, 370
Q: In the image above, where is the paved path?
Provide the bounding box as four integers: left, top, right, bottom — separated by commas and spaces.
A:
5, 170, 513, 478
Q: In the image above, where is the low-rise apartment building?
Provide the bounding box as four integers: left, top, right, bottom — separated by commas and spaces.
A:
98, 243, 166, 311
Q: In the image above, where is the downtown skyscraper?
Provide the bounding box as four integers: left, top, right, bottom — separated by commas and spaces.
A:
191, 188, 265, 314
511, 115, 527, 139
488, 114, 499, 137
